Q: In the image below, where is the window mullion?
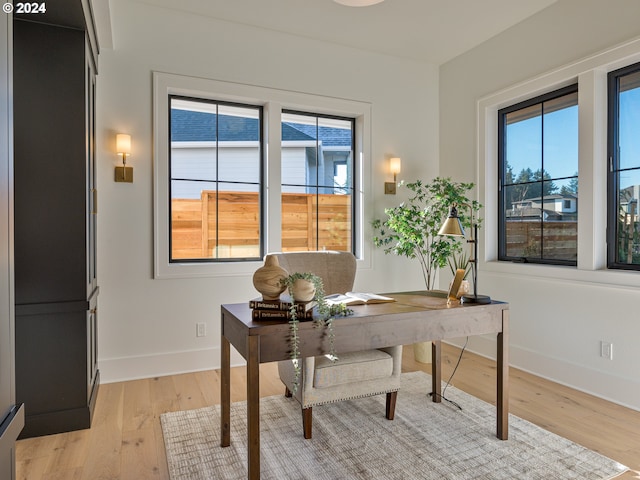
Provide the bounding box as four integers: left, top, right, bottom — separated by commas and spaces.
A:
265, 102, 283, 253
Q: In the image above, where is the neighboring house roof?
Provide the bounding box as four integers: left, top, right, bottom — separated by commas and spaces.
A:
171, 110, 260, 142
515, 194, 577, 203
170, 109, 351, 146
285, 123, 352, 147
506, 207, 574, 221
281, 123, 314, 142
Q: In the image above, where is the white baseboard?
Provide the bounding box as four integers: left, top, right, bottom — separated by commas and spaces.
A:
100, 339, 640, 413
98, 347, 246, 383
448, 336, 640, 412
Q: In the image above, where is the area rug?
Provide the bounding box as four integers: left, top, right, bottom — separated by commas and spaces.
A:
160, 371, 627, 479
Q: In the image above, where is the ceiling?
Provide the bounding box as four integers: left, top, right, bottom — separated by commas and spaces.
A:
106, 0, 558, 65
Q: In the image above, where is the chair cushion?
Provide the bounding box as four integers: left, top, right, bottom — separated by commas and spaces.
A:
313, 349, 393, 389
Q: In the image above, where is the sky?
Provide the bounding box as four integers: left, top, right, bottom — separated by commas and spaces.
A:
506, 86, 640, 193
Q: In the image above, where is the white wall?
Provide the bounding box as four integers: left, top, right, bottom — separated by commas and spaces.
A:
97, 0, 439, 382
440, 0, 640, 410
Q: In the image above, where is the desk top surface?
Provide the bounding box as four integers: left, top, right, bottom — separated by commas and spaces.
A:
222, 291, 508, 331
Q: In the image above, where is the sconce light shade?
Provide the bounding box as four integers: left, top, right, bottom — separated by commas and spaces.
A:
116, 134, 131, 155
115, 133, 133, 183
385, 157, 401, 194
389, 157, 401, 175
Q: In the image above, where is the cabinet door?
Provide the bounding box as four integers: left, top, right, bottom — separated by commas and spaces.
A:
86, 41, 97, 296
86, 300, 98, 403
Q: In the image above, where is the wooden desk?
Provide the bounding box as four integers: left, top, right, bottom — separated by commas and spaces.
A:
220, 292, 509, 479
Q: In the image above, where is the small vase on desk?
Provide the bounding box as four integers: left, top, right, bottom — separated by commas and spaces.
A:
290, 279, 316, 303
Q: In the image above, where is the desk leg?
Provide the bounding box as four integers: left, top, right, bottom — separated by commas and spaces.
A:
221, 329, 231, 447
431, 340, 441, 403
497, 309, 509, 440
247, 335, 260, 480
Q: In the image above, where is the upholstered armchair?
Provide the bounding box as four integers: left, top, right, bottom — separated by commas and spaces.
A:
273, 251, 402, 439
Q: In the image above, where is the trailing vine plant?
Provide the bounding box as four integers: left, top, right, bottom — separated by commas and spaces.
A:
280, 272, 353, 393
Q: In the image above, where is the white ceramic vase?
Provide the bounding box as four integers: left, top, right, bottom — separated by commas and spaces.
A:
290, 278, 316, 302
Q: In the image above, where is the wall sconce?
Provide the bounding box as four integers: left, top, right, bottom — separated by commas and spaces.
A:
384, 157, 401, 194
115, 133, 133, 183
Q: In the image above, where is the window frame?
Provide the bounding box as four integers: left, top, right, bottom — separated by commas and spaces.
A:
477, 37, 640, 289
168, 95, 265, 263
497, 83, 579, 266
607, 61, 640, 271
153, 72, 371, 279
281, 109, 356, 254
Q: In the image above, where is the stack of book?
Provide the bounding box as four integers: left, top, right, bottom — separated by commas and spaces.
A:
249, 295, 317, 320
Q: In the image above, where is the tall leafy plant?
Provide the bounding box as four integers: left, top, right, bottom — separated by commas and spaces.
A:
372, 177, 481, 290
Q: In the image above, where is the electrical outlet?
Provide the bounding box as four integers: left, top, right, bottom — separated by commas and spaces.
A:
600, 341, 613, 360
196, 322, 206, 337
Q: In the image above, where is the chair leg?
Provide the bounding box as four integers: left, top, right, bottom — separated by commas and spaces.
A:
284, 387, 292, 398
386, 391, 398, 420
302, 407, 312, 439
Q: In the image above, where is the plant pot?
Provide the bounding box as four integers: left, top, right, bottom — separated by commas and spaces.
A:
413, 341, 432, 364
252, 255, 288, 300
290, 278, 316, 302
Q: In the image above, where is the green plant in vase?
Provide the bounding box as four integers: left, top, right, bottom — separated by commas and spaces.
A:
373, 177, 481, 290
280, 272, 352, 393
373, 177, 481, 363
448, 249, 471, 279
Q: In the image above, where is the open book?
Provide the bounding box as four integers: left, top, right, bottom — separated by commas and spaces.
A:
325, 292, 395, 306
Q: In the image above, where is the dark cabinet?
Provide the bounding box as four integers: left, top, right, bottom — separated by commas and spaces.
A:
13, 3, 99, 438
1, 11, 25, 479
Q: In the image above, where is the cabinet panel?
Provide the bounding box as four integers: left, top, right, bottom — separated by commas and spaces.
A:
13, 21, 87, 306
13, 10, 99, 438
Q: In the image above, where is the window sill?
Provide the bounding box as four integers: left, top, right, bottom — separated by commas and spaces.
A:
154, 259, 265, 279
484, 260, 640, 290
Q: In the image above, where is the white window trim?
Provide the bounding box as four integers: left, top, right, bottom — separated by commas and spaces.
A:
153, 72, 372, 279
478, 36, 640, 288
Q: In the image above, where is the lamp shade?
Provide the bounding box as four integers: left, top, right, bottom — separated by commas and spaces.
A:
389, 157, 401, 175
437, 206, 465, 237
116, 134, 131, 155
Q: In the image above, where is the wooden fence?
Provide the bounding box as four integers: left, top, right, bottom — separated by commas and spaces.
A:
505, 221, 577, 260
171, 191, 351, 259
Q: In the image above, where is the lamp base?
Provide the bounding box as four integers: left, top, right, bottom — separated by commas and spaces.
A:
461, 294, 491, 305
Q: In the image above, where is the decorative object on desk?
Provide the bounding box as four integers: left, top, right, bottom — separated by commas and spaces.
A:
279, 272, 353, 393
372, 177, 480, 362
249, 295, 317, 320
325, 291, 395, 306
161, 371, 627, 480
252, 254, 288, 300
280, 271, 322, 303
438, 203, 491, 304
447, 268, 466, 304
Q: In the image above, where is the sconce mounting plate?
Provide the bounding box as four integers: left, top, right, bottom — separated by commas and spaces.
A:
384, 181, 397, 195
115, 166, 133, 183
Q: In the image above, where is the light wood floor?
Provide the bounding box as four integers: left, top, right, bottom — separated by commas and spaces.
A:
16, 344, 640, 480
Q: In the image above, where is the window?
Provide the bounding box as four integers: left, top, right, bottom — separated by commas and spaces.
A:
498, 85, 579, 265
153, 72, 371, 278
281, 111, 354, 252
608, 62, 640, 270
169, 96, 263, 262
